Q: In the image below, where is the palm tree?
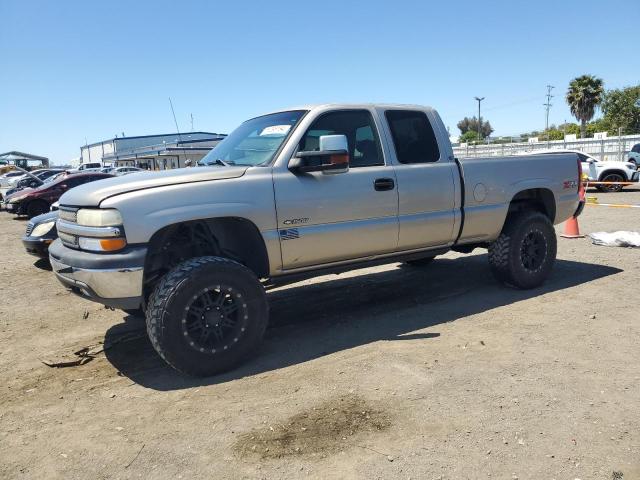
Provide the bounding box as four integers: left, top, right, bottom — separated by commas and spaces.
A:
566, 75, 604, 138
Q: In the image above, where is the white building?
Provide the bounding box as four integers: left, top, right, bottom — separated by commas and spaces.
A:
80, 132, 226, 170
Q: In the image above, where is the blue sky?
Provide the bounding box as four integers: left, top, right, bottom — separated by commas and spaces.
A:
1, 0, 638, 164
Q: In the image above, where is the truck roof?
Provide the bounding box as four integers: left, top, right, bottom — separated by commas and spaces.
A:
259, 103, 436, 117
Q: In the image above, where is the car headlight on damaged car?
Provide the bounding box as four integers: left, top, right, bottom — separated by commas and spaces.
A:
74, 209, 127, 252
31, 221, 55, 237
9, 194, 28, 203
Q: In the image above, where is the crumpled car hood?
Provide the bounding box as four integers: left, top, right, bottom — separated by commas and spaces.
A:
59, 166, 248, 207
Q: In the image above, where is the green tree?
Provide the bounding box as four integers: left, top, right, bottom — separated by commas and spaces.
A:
457, 116, 493, 138
601, 85, 640, 135
459, 130, 481, 144
566, 74, 605, 139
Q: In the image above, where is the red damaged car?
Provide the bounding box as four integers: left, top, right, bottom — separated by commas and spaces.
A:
4, 172, 114, 218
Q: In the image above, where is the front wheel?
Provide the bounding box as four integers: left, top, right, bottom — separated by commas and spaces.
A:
488, 211, 557, 289
146, 256, 268, 377
600, 173, 624, 192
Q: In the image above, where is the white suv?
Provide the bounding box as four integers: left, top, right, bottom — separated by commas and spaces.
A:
536, 149, 638, 192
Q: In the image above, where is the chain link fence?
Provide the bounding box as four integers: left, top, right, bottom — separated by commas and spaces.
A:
453, 135, 640, 162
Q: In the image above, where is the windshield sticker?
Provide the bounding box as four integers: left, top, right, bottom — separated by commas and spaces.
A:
260, 125, 291, 136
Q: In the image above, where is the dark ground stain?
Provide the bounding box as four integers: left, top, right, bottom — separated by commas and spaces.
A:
234, 394, 391, 459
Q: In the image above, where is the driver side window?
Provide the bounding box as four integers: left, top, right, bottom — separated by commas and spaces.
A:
298, 110, 384, 168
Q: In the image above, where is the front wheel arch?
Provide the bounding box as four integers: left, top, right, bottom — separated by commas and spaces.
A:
142, 217, 270, 301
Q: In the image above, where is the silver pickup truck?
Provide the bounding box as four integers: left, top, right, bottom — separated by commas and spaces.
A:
50, 104, 584, 376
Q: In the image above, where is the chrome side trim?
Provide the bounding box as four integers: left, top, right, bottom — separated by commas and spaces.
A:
57, 220, 122, 238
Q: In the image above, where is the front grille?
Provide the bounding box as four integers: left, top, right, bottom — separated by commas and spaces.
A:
58, 231, 79, 247
59, 207, 78, 223
25, 222, 35, 236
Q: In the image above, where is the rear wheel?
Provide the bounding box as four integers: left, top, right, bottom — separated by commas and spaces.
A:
146, 256, 268, 377
26, 200, 49, 218
600, 173, 624, 192
405, 256, 436, 267
488, 211, 556, 289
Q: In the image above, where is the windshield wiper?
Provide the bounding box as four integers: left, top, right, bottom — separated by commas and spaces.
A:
213, 159, 233, 167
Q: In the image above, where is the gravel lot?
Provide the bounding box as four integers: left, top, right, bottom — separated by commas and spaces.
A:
1, 188, 639, 480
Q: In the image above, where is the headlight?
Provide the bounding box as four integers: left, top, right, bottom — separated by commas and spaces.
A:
9, 194, 27, 203
31, 221, 55, 237
78, 237, 127, 252
76, 209, 123, 227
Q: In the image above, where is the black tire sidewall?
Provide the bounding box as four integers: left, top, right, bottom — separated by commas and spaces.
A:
505, 214, 556, 289
601, 174, 623, 192
148, 258, 268, 377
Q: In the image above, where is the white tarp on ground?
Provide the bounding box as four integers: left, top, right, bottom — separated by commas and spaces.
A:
588, 231, 640, 248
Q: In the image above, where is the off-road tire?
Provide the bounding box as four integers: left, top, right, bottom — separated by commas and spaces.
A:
26, 200, 49, 218
146, 256, 268, 377
405, 256, 436, 267
488, 211, 557, 289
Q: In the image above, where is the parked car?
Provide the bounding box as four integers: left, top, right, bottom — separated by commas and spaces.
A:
22, 211, 58, 258
5, 169, 66, 197
0, 171, 24, 189
50, 103, 583, 377
627, 143, 640, 167
100, 167, 115, 174
5, 172, 113, 218
535, 149, 638, 192
113, 166, 144, 176
67, 163, 102, 174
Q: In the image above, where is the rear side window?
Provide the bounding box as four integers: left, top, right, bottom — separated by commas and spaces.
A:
385, 110, 440, 163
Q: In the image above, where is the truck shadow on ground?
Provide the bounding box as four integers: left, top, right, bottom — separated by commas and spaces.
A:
104, 254, 621, 391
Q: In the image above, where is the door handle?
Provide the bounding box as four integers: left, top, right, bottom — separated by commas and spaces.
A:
374, 178, 395, 191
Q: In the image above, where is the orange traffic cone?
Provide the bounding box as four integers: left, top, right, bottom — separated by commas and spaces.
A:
560, 216, 584, 238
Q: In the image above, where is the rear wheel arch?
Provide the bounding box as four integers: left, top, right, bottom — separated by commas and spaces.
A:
505, 188, 556, 225
598, 169, 627, 181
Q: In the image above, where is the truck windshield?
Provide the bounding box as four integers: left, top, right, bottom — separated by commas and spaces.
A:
200, 110, 306, 167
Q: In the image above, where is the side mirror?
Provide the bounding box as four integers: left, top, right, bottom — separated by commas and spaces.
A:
289, 135, 349, 174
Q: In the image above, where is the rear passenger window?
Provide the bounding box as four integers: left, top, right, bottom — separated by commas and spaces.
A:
385, 110, 440, 163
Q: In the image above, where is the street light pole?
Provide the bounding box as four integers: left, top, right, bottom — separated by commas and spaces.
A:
474, 96, 485, 142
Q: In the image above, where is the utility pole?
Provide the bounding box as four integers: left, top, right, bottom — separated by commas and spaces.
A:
544, 85, 554, 145
474, 96, 485, 142
190, 113, 194, 132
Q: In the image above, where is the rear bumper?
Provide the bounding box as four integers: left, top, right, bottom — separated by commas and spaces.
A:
631, 171, 639, 182
573, 200, 585, 218
49, 240, 147, 310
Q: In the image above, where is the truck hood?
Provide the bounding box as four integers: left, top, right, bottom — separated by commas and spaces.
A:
59, 166, 248, 207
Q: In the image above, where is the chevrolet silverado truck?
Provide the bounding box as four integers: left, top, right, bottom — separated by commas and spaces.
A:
49, 104, 584, 376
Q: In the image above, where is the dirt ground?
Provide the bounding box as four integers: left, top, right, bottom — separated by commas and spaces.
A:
1, 188, 639, 480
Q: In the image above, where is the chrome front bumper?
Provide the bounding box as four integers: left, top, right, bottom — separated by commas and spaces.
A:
50, 256, 144, 299
48, 240, 146, 310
